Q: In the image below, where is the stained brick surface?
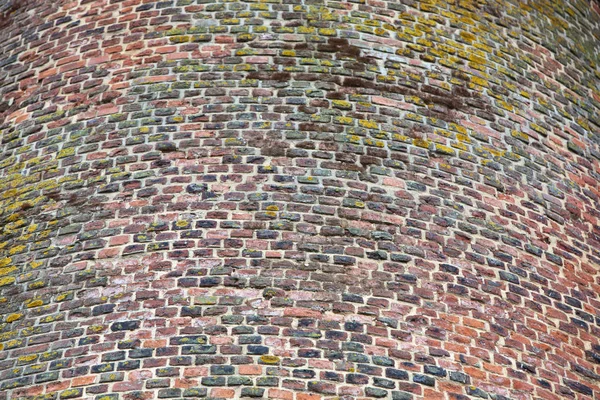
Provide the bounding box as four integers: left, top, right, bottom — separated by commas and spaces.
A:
0, 0, 600, 399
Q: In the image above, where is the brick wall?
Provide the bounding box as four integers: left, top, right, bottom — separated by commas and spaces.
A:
0, 0, 599, 399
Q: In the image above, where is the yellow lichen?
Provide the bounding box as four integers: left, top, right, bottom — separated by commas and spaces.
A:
0, 277, 15, 287
6, 313, 23, 323
413, 138, 430, 148
27, 299, 44, 308
260, 355, 281, 364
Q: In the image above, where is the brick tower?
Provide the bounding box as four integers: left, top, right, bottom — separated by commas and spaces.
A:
1, 0, 599, 399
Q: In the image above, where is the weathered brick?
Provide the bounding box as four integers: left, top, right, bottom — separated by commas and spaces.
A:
1, 1, 599, 400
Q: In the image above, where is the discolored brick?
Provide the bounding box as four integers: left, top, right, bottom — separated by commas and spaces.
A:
1, 1, 599, 400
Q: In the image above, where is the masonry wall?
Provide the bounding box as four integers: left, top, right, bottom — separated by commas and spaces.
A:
0, 0, 600, 399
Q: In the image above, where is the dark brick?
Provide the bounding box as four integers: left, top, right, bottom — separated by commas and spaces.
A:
412, 374, 435, 387
111, 321, 140, 331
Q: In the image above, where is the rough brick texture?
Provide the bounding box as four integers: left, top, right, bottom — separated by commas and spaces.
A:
1, 0, 600, 399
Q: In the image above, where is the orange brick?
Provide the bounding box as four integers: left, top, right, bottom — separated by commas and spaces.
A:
239, 365, 262, 375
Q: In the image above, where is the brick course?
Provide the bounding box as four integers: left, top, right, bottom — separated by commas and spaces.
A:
1, 0, 600, 399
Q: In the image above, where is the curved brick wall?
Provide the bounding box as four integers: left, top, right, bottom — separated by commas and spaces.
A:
1, 0, 600, 399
